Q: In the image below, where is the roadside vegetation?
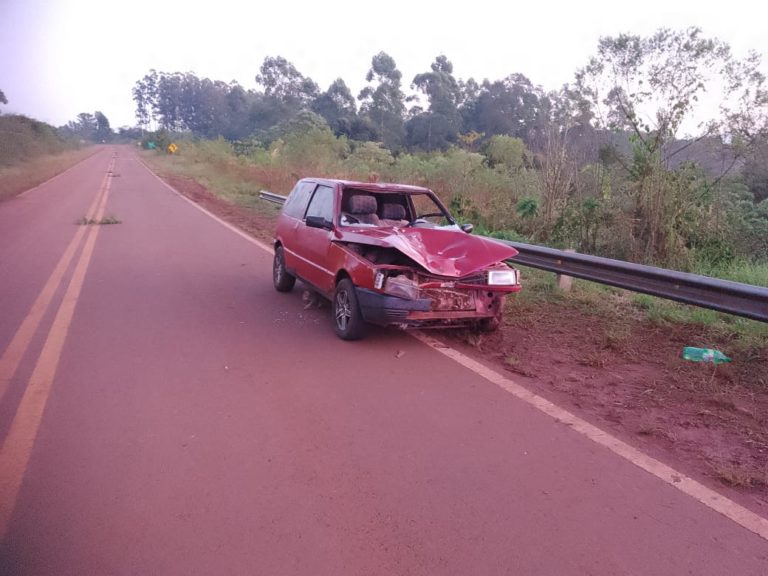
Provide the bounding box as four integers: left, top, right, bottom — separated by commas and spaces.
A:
137, 25, 767, 350
0, 115, 94, 201
132, 27, 767, 283
143, 138, 768, 353
0, 88, 143, 201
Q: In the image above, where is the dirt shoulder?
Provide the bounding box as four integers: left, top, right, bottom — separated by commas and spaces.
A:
442, 298, 768, 514
151, 164, 768, 517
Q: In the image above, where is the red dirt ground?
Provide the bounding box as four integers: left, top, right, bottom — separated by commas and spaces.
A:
443, 300, 768, 514
163, 173, 768, 515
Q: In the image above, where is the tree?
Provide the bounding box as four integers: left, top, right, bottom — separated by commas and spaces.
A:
256, 56, 318, 113
94, 111, 112, 142
407, 55, 462, 150
575, 27, 752, 161
62, 113, 98, 141
462, 74, 548, 143
223, 83, 256, 140
0, 89, 7, 107
574, 27, 763, 262
741, 138, 768, 202
358, 52, 406, 150
312, 78, 358, 137
132, 70, 159, 129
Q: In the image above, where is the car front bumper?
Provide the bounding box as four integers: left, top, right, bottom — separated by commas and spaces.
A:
355, 287, 505, 328
355, 288, 432, 325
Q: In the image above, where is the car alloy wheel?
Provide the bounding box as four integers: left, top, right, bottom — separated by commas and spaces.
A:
333, 278, 365, 340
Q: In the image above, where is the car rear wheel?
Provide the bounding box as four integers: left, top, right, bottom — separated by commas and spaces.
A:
273, 246, 296, 292
333, 278, 366, 340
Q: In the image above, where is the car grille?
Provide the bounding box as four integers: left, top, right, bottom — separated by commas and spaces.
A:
420, 288, 476, 311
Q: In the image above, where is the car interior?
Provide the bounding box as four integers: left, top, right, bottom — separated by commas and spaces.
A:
340, 189, 414, 227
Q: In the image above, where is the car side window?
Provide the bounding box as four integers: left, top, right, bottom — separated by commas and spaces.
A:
305, 185, 334, 222
283, 182, 316, 219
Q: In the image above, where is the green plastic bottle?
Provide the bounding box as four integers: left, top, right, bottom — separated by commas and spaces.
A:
681, 347, 731, 364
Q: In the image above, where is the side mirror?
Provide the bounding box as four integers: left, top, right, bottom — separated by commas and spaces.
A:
460, 223, 474, 234
305, 215, 332, 230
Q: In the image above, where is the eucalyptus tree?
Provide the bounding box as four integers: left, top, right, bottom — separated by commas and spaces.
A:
312, 78, 358, 137
358, 52, 406, 150
254, 56, 319, 131
463, 74, 548, 142
407, 55, 462, 150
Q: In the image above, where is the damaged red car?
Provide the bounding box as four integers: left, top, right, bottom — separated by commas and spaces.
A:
271, 178, 521, 340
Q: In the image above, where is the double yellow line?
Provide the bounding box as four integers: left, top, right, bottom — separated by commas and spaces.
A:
0, 157, 116, 539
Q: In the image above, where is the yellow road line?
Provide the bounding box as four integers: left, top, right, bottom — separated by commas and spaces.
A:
0, 166, 112, 405
0, 164, 113, 539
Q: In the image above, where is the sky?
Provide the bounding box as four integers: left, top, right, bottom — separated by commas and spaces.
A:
1, 0, 766, 130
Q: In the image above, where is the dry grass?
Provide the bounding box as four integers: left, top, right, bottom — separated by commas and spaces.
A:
0, 148, 97, 202
713, 466, 767, 488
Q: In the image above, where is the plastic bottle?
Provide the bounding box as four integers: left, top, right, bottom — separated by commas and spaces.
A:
681, 347, 731, 364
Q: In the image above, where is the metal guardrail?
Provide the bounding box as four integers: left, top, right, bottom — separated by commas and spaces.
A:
258, 190, 767, 322
260, 190, 287, 204
500, 241, 768, 323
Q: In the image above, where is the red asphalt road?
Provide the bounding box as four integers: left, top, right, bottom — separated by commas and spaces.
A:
0, 147, 766, 575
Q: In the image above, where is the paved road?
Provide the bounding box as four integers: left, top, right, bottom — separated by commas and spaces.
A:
0, 147, 766, 575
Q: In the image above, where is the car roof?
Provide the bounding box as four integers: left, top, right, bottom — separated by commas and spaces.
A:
300, 177, 433, 195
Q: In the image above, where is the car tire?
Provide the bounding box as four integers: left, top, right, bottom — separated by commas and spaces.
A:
273, 246, 296, 292
333, 278, 366, 340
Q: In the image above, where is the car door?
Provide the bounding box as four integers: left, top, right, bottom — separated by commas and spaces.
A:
278, 180, 316, 275
294, 184, 336, 293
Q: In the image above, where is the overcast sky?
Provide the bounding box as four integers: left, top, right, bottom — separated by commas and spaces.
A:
1, 0, 766, 129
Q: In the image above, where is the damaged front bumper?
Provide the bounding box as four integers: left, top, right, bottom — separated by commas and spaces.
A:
355, 286, 509, 328
356, 288, 432, 325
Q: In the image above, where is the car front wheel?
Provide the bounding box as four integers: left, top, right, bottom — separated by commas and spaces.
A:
333, 278, 366, 340
273, 246, 296, 292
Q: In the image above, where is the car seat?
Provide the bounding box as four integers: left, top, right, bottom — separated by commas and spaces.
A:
344, 193, 380, 225
380, 202, 408, 225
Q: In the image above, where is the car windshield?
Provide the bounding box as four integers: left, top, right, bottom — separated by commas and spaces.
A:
339, 189, 453, 228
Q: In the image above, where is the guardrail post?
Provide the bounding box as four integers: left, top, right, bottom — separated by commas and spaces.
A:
556, 249, 577, 292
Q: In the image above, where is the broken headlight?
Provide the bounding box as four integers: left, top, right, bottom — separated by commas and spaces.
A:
377, 272, 419, 299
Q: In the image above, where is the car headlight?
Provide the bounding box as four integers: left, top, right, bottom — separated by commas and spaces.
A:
488, 269, 518, 285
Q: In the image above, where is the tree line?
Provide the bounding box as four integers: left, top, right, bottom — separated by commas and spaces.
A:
132, 27, 767, 268
131, 53, 558, 151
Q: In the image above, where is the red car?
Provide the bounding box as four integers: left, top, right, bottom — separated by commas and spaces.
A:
271, 178, 521, 340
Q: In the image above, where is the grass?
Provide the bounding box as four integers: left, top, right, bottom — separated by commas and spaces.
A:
141, 147, 286, 218
694, 260, 768, 287
0, 148, 97, 202
77, 215, 121, 225
713, 465, 767, 488
506, 266, 768, 352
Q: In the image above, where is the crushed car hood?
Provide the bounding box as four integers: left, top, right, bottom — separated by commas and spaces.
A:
335, 227, 519, 277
